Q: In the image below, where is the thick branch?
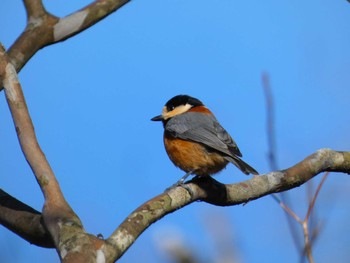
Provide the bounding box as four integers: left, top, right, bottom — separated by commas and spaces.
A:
23, 0, 46, 19
52, 0, 130, 43
105, 148, 350, 261
198, 149, 349, 206
0, 45, 69, 207
0, 189, 54, 248
0, 44, 93, 262
4, 0, 130, 75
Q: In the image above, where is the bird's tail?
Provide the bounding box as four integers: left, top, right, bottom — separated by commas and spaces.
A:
224, 156, 258, 175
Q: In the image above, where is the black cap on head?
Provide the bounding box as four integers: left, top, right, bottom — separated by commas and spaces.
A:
165, 95, 203, 112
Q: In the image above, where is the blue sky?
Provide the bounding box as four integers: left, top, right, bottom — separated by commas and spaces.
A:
1, 1, 350, 262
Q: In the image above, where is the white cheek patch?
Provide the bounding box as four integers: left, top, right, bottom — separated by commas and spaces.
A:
161, 106, 168, 119
163, 104, 192, 120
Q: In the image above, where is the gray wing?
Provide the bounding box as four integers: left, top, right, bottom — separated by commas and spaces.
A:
165, 112, 242, 157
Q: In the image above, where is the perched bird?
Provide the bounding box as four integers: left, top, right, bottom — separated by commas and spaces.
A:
151, 95, 258, 184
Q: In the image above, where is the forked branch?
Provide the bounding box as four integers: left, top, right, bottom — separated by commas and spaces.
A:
0, 44, 94, 262
3, 0, 130, 78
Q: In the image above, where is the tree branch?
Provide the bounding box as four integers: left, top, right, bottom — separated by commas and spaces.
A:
0, 44, 97, 262
23, 0, 46, 19
106, 148, 350, 261
0, 45, 72, 207
3, 0, 130, 77
53, 0, 130, 43
0, 189, 54, 248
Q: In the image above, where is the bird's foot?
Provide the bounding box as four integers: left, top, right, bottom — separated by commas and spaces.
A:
164, 171, 194, 194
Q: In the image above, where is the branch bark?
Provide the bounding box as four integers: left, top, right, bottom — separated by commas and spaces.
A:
0, 44, 101, 262
105, 148, 350, 261
0, 189, 54, 248
3, 0, 130, 80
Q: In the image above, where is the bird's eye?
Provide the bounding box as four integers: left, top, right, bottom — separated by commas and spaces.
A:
168, 105, 175, 111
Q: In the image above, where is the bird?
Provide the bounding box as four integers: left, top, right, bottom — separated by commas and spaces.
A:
151, 94, 258, 184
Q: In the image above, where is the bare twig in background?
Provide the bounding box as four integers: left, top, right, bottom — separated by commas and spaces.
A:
306, 173, 328, 221
262, 72, 302, 253
262, 72, 329, 263
262, 72, 278, 171
273, 172, 329, 263
302, 172, 329, 263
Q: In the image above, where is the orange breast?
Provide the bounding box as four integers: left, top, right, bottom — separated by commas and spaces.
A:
163, 133, 228, 176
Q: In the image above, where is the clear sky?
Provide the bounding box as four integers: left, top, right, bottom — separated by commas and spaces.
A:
1, 1, 350, 262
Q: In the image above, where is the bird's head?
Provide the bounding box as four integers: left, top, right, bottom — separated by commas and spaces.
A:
151, 95, 204, 122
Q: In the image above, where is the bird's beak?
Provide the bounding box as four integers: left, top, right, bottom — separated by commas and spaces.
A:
151, 115, 164, 121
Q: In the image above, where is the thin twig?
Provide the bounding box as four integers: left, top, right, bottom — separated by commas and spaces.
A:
262, 72, 278, 171
306, 172, 329, 221
300, 172, 329, 263
271, 194, 302, 224
302, 221, 314, 263
262, 72, 302, 252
